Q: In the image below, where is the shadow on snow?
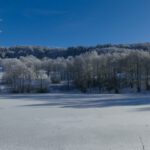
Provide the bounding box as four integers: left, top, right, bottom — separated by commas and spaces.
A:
0, 94, 150, 109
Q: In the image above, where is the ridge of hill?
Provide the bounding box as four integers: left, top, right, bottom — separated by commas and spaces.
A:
0, 43, 150, 59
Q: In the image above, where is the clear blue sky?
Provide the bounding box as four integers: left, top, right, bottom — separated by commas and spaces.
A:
0, 0, 150, 47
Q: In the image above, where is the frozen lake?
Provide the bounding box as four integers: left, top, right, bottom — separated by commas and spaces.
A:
0, 94, 150, 150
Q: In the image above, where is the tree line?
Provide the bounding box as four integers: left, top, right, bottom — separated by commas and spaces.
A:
1, 43, 150, 59
0, 49, 150, 93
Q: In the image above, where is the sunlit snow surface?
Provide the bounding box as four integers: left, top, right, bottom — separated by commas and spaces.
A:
0, 94, 150, 150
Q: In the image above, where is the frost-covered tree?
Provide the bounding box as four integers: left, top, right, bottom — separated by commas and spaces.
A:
2, 59, 35, 92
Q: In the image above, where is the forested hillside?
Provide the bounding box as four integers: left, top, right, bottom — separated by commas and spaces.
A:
1, 43, 150, 59
1, 43, 150, 93
1, 49, 150, 93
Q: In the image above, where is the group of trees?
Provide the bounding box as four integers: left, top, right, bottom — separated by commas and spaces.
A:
0, 56, 49, 93
72, 50, 150, 93
1, 49, 150, 93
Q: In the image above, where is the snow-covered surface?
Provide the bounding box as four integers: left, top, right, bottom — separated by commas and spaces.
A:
0, 94, 150, 150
